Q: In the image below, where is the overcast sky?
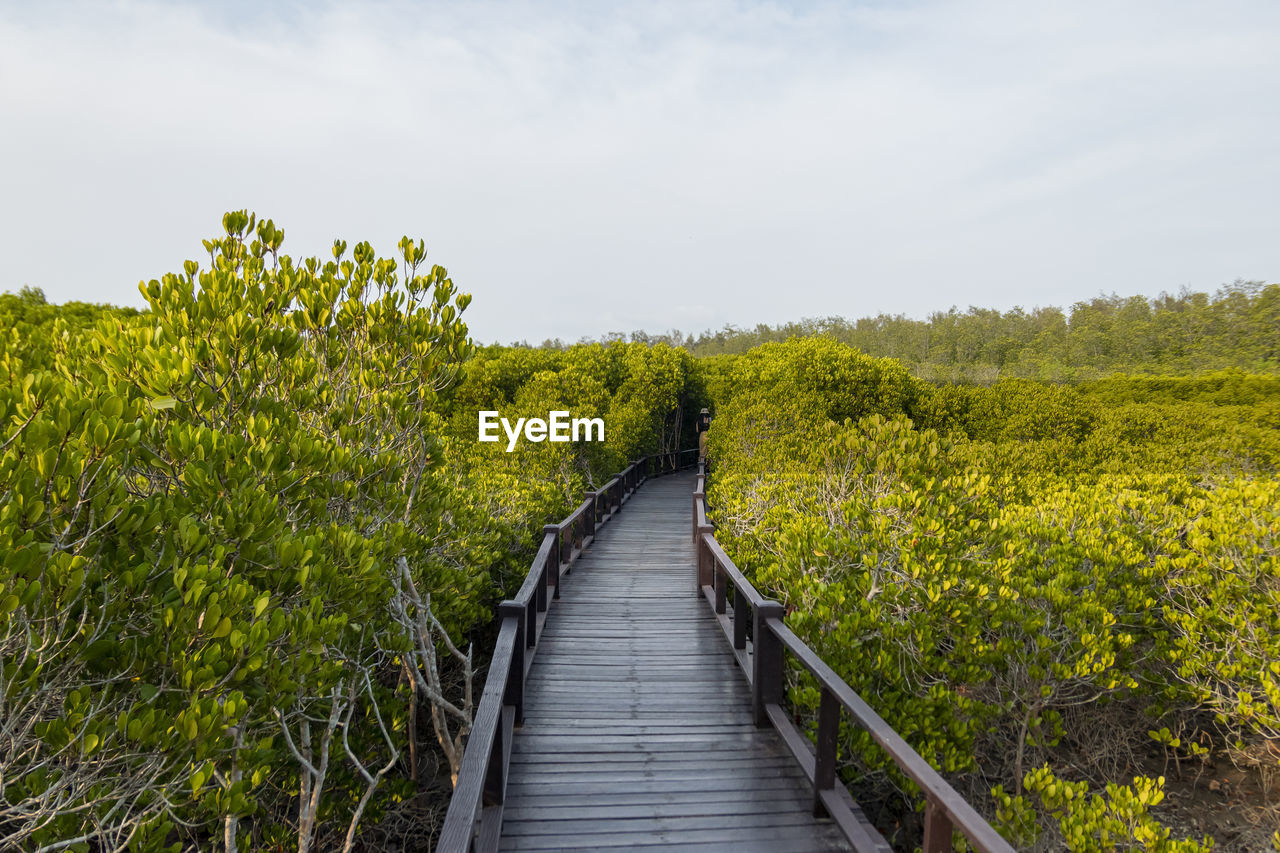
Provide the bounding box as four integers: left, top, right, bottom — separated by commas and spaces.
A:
2, 1, 1277, 344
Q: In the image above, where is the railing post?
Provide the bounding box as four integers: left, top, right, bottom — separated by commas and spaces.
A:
692, 488, 703, 542
694, 533, 702, 596
696, 524, 713, 594
498, 602, 525, 724
611, 482, 621, 514
813, 687, 839, 815
923, 798, 953, 853
544, 525, 561, 600
534, 555, 547, 615
525, 597, 538, 648
584, 491, 596, 538
714, 563, 727, 615
482, 710, 506, 807
733, 584, 748, 649
753, 601, 785, 727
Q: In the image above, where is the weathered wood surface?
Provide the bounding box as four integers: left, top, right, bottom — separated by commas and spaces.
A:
498, 473, 851, 851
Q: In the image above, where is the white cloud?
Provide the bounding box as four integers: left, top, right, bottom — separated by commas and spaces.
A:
1, 0, 1277, 342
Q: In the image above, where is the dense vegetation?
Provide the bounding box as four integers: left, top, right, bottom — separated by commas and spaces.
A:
0, 215, 698, 852
704, 338, 1280, 851
4, 216, 1276, 851
547, 281, 1280, 382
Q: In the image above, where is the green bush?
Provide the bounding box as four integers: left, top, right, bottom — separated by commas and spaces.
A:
703, 342, 1280, 848
1, 213, 702, 850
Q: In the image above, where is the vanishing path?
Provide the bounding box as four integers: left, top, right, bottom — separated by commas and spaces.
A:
497, 473, 852, 852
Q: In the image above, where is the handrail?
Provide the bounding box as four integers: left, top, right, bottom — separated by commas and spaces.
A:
693, 462, 1014, 853
767, 621, 1011, 852
437, 447, 699, 852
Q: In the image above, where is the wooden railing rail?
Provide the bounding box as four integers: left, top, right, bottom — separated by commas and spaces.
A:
693, 462, 1015, 853
437, 448, 699, 852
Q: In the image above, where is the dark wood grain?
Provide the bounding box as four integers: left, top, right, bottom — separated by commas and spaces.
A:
496, 473, 852, 852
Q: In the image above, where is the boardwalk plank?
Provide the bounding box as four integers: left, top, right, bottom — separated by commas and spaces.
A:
497, 473, 854, 852
502, 811, 843, 836
501, 829, 848, 852
505, 780, 815, 799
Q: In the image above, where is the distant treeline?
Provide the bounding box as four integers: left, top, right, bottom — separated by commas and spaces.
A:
534, 280, 1280, 381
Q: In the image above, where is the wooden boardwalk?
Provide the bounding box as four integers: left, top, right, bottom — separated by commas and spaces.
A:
498, 473, 851, 852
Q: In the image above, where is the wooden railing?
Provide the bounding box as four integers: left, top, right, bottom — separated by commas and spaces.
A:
693, 462, 1015, 853
437, 448, 699, 852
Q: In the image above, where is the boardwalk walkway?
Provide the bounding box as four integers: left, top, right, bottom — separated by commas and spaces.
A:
497, 472, 851, 852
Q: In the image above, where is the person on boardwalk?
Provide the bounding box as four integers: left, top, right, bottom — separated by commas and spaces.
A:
696, 407, 711, 462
